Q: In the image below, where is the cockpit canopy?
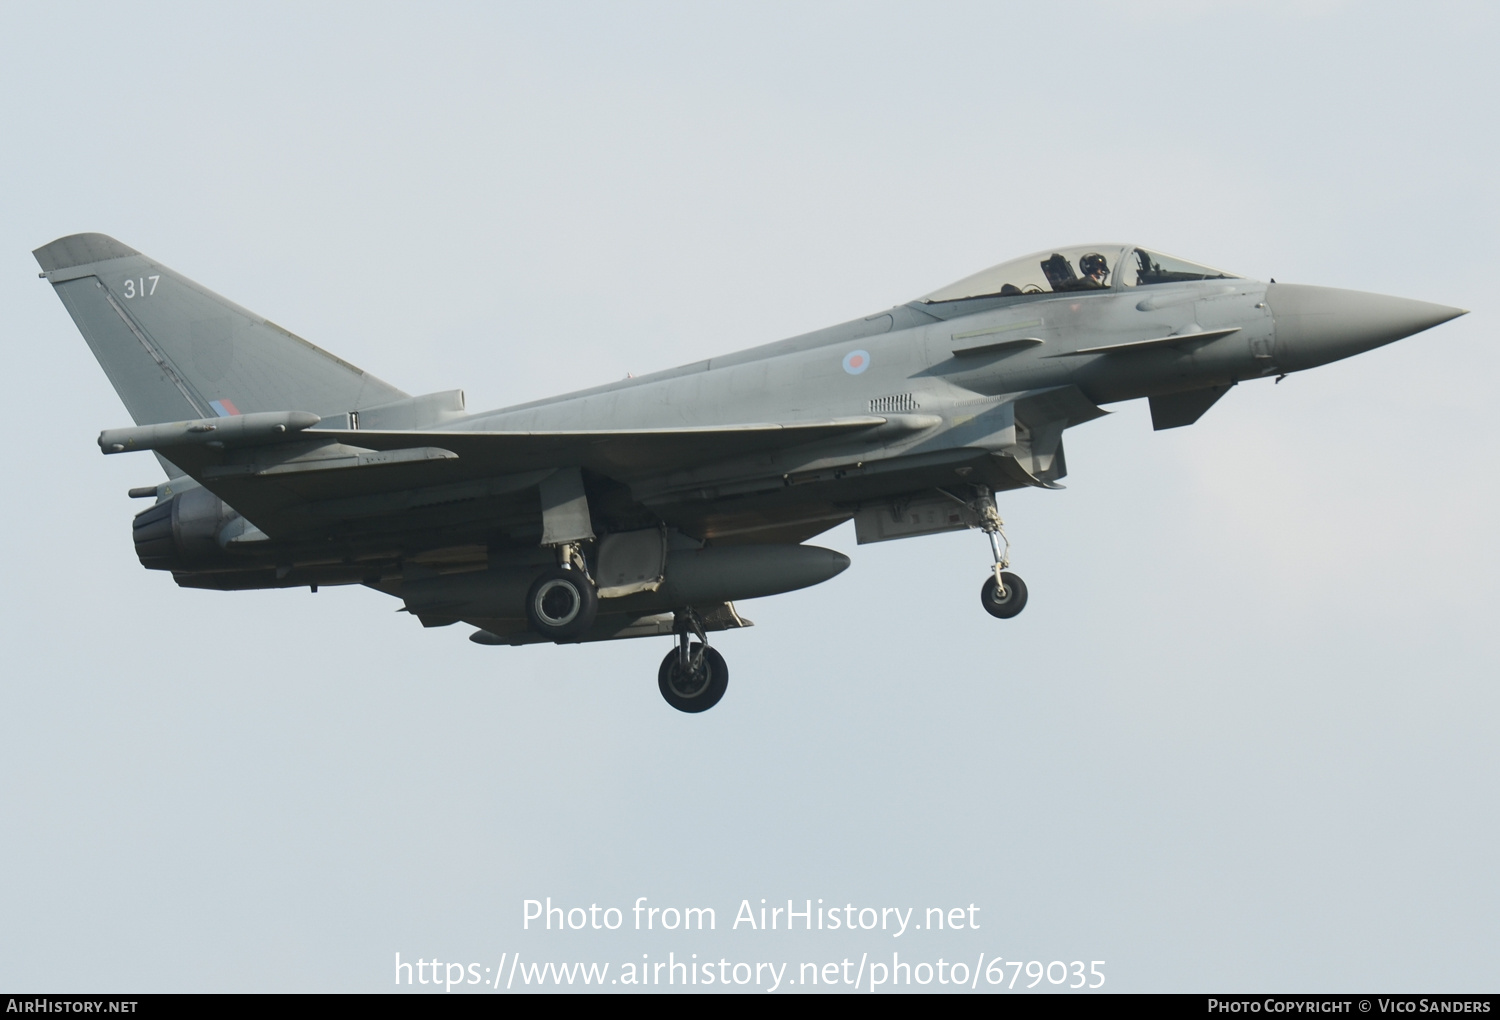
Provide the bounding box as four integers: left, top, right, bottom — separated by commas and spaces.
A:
919, 245, 1241, 303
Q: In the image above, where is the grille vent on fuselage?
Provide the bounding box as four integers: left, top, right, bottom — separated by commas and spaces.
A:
869, 393, 919, 414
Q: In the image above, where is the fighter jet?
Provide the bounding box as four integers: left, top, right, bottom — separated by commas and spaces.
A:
35, 234, 1465, 712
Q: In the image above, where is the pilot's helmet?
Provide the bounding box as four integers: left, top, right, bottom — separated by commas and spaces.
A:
1080, 252, 1110, 279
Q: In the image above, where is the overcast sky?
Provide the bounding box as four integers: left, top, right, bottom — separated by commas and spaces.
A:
1, 1, 1496, 993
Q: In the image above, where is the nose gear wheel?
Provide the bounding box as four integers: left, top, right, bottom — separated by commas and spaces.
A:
980, 571, 1029, 619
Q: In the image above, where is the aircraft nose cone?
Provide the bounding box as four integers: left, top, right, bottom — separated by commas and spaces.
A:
1267, 283, 1467, 372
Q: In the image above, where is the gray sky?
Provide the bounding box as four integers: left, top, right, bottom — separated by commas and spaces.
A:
1, 0, 1495, 993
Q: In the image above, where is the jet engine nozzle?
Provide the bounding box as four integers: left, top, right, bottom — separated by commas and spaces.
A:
1266, 283, 1466, 372
132, 487, 239, 573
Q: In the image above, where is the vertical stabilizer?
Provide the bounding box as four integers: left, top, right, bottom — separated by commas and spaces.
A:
34, 233, 407, 428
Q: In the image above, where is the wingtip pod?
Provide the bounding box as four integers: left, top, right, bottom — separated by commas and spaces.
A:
99, 410, 322, 454
33, 233, 140, 273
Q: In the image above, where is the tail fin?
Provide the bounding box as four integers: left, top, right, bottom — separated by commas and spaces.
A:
34, 233, 407, 427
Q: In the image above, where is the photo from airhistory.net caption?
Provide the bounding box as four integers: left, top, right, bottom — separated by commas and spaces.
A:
393, 895, 1090, 992
389, 897, 1490, 997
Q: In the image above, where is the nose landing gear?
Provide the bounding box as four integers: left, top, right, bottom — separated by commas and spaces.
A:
974, 488, 1028, 620
658, 608, 729, 713
981, 570, 1028, 618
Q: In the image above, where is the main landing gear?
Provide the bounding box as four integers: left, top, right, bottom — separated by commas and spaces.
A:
525, 543, 598, 640
522, 542, 729, 713
658, 608, 728, 713
974, 489, 1028, 620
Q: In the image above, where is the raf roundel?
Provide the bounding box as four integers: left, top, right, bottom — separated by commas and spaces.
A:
842, 349, 871, 375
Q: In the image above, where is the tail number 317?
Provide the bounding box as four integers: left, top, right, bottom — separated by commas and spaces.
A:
122, 276, 160, 299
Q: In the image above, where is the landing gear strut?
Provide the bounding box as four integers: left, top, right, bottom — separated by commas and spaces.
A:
973, 487, 1028, 620
658, 608, 728, 713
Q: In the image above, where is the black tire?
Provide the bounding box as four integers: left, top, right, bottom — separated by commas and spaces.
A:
980, 571, 1028, 619
657, 643, 729, 713
525, 566, 598, 640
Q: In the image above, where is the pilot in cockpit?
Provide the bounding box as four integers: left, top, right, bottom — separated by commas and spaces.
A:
1077, 252, 1110, 289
